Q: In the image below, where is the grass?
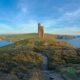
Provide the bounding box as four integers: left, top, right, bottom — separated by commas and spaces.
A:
0, 35, 79, 80
66, 67, 77, 77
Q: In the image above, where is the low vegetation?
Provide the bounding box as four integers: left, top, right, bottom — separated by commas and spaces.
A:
0, 35, 80, 80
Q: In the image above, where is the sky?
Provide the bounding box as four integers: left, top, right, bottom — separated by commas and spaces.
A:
0, 0, 80, 35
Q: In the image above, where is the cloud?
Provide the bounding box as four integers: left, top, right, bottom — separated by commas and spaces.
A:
43, 8, 80, 28
17, 20, 38, 33
46, 26, 80, 35
0, 20, 38, 34
0, 20, 37, 34
0, 0, 80, 35
0, 23, 15, 34
41, 8, 80, 35
17, 0, 28, 15
0, 0, 29, 24
57, 8, 80, 22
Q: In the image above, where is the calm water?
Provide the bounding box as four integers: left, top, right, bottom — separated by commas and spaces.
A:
60, 38, 80, 48
0, 40, 14, 47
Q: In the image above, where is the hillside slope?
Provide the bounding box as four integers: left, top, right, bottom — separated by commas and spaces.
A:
0, 38, 80, 80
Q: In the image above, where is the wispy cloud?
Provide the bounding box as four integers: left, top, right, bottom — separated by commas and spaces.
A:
46, 26, 80, 35
57, 8, 80, 22
17, 0, 29, 15
0, 23, 15, 34
0, 0, 80, 35
42, 8, 80, 35
0, 20, 38, 34
44, 8, 80, 28
17, 20, 38, 33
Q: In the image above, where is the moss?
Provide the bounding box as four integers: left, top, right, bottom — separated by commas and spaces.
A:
66, 67, 77, 78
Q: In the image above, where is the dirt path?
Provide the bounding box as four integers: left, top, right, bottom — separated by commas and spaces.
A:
31, 53, 64, 80
43, 71, 64, 80
31, 70, 65, 80
37, 53, 48, 70
31, 70, 44, 80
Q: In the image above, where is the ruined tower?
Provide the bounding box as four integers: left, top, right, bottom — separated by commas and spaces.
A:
38, 23, 44, 38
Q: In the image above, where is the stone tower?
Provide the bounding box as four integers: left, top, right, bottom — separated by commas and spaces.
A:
38, 23, 44, 38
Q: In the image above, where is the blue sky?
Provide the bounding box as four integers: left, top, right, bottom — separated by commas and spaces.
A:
0, 0, 80, 35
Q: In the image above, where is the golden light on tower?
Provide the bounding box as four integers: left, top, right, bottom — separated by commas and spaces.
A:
38, 23, 44, 38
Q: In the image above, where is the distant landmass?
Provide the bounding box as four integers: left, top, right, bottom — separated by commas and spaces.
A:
0, 33, 76, 41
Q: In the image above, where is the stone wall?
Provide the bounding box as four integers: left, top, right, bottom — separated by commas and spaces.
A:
38, 23, 44, 38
